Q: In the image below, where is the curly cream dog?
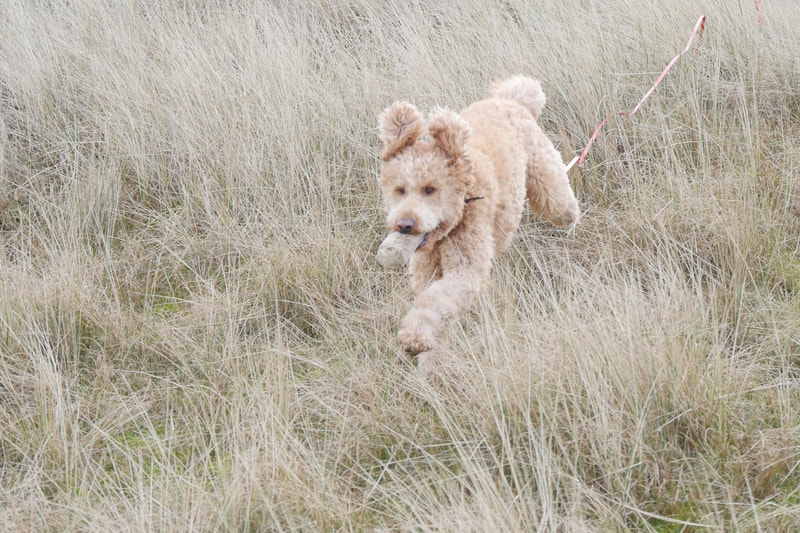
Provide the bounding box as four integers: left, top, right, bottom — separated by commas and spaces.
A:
379, 76, 580, 355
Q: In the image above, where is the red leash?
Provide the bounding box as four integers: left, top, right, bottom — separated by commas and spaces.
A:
565, 15, 707, 171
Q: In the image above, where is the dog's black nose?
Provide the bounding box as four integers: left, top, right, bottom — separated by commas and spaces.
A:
396, 218, 415, 234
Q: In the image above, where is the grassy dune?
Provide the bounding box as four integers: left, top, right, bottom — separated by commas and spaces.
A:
1, 0, 799, 530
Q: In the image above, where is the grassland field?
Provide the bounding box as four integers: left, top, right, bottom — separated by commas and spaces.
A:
1, 0, 799, 530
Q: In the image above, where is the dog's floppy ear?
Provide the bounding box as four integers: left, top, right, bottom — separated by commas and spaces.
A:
379, 101, 424, 161
428, 108, 471, 161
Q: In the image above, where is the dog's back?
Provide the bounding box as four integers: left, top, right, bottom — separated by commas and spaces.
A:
459, 78, 547, 252
461, 76, 579, 247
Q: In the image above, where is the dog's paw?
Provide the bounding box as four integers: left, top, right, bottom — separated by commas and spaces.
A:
397, 312, 437, 355
551, 200, 580, 226
397, 327, 435, 356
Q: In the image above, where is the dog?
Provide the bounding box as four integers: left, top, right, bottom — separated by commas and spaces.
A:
378, 75, 580, 356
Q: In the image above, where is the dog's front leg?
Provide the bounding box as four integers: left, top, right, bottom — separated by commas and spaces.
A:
397, 268, 484, 355
398, 235, 492, 355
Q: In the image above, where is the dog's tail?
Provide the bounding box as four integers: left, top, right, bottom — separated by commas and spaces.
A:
488, 75, 546, 119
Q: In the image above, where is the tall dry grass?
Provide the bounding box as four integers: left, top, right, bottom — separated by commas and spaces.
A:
1, 0, 799, 530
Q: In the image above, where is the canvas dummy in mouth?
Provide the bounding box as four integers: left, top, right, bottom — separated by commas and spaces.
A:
376, 232, 424, 269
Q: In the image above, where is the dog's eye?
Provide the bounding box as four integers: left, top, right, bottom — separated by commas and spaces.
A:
396, 187, 405, 195
424, 186, 435, 195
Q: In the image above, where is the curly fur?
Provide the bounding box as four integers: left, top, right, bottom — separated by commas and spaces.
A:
378, 76, 580, 356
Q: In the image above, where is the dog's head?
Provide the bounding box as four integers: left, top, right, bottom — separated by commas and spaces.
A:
378, 102, 474, 250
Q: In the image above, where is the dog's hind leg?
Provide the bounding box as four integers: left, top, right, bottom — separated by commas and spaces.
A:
524, 125, 580, 226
